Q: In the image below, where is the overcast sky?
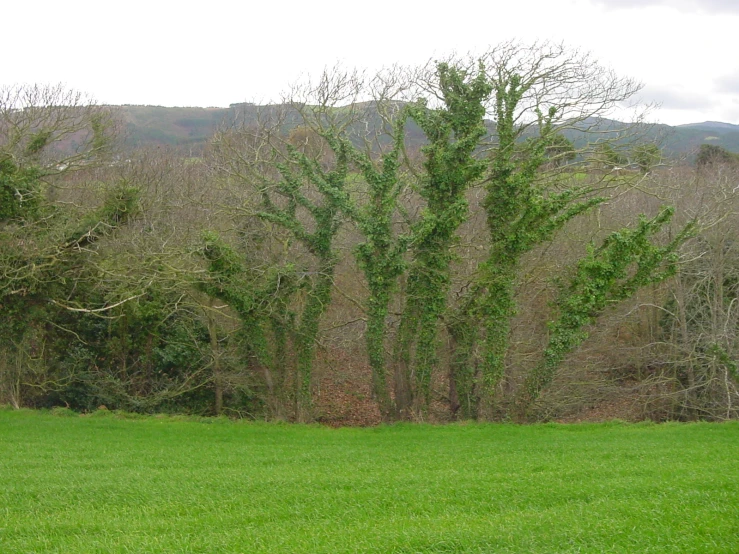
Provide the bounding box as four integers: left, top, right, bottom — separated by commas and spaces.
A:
3, 0, 737, 125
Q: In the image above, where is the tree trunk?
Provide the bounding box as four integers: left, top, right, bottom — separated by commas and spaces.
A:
366, 294, 392, 419
207, 302, 223, 416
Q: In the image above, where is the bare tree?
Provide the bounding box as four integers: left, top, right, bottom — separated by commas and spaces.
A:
0, 83, 118, 172
638, 164, 739, 419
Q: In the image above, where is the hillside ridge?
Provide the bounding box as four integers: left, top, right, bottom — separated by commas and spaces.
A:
115, 103, 739, 157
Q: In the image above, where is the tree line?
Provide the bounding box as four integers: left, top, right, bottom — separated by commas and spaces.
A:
2, 44, 737, 422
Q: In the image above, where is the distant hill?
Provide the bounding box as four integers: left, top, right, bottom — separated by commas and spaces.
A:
115, 102, 428, 151
113, 104, 739, 160
677, 121, 739, 132
667, 121, 739, 155
115, 105, 232, 147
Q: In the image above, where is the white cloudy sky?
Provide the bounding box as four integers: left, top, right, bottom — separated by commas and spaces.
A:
3, 0, 738, 125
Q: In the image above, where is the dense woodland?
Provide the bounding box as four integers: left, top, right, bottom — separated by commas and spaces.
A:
2, 43, 739, 423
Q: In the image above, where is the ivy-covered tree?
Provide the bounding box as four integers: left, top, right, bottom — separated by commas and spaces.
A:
211, 93, 356, 420
391, 62, 493, 418
198, 231, 298, 417
516, 208, 694, 418
243, 69, 413, 419
0, 85, 129, 410
0, 171, 140, 409
342, 113, 411, 417
204, 46, 693, 423
426, 44, 689, 420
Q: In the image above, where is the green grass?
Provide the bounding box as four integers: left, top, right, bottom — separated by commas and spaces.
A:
1, 410, 738, 553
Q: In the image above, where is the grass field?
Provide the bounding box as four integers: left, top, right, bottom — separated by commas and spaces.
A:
1, 409, 738, 553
